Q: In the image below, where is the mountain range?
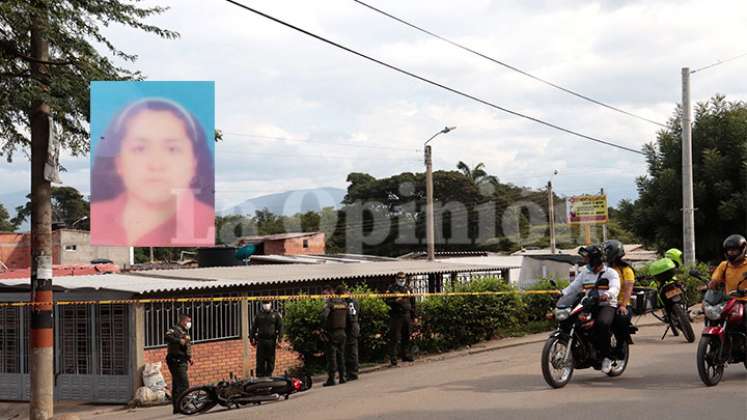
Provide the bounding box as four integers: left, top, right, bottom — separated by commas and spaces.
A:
220, 187, 346, 217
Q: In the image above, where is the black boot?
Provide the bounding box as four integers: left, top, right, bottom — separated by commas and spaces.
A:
323, 377, 336, 387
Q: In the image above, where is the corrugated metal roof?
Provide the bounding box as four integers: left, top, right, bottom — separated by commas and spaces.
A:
0, 261, 518, 295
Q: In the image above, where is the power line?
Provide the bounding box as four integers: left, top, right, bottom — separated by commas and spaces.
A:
353, 0, 667, 129
223, 0, 645, 156
222, 131, 421, 152
691, 51, 747, 74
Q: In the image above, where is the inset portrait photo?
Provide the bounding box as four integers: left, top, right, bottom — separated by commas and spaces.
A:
90, 81, 215, 246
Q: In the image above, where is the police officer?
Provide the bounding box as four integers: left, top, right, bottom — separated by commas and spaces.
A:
343, 286, 361, 381
250, 299, 283, 377
165, 313, 193, 414
386, 272, 416, 367
321, 285, 348, 386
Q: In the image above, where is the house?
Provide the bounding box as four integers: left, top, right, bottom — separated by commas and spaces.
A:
0, 260, 516, 403
237, 231, 326, 256
0, 229, 130, 269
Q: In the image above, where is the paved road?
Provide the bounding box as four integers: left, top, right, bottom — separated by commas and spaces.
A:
91, 323, 746, 420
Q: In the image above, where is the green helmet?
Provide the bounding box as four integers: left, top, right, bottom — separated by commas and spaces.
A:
664, 248, 683, 267
648, 257, 676, 276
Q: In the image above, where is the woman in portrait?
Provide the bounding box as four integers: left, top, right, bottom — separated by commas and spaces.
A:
91, 98, 215, 246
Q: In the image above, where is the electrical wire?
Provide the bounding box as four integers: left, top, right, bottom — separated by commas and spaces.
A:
691, 52, 747, 74
222, 131, 421, 152
223, 0, 645, 156
353, 0, 667, 129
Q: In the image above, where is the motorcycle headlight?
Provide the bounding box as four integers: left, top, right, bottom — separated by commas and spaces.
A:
554, 308, 571, 322
704, 302, 725, 321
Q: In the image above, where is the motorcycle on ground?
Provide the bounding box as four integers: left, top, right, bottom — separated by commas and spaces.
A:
691, 270, 747, 386
541, 278, 637, 388
636, 257, 696, 343
177, 371, 312, 415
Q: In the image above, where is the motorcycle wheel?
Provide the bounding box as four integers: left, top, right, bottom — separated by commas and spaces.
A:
178, 386, 218, 415
696, 336, 724, 386
541, 336, 574, 389
606, 340, 629, 377
672, 304, 695, 343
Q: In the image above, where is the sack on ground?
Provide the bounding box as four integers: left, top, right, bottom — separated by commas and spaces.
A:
143, 362, 167, 391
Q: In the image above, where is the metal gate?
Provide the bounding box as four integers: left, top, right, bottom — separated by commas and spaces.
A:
0, 304, 132, 402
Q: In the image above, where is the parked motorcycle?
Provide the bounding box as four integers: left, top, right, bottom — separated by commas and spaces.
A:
541, 278, 637, 388
638, 257, 695, 343
177, 372, 312, 415
691, 270, 747, 386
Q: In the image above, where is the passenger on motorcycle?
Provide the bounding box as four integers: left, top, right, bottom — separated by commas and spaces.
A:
562, 245, 621, 373
604, 240, 635, 358
708, 234, 747, 330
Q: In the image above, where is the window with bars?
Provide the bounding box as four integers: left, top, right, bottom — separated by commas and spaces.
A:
144, 299, 241, 348
0, 307, 21, 374
97, 304, 129, 375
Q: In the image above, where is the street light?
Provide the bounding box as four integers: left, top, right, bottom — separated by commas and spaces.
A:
71, 216, 88, 229
424, 126, 456, 261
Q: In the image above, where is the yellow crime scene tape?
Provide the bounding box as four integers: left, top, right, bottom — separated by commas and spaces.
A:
0, 290, 561, 308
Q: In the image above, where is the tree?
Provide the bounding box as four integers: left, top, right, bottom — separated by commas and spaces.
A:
618, 95, 747, 262
12, 186, 90, 229
0, 203, 18, 231
457, 161, 499, 187
0, 1, 178, 160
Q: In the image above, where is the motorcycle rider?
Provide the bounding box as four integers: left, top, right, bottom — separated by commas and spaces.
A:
665, 248, 684, 269
708, 234, 747, 330
562, 245, 621, 373
604, 240, 635, 358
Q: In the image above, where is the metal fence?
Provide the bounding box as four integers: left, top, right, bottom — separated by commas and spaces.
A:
144, 298, 242, 348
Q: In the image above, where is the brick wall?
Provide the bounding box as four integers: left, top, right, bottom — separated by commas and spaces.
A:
263, 233, 326, 256
143, 339, 302, 390
0, 233, 30, 269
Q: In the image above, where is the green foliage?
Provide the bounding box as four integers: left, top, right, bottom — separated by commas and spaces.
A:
0, 1, 178, 160
12, 186, 89, 229
416, 277, 526, 353
282, 284, 390, 370
618, 96, 747, 263
283, 297, 327, 371
0, 203, 18, 231
523, 278, 569, 323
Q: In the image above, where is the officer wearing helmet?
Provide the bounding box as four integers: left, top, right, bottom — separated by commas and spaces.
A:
665, 248, 684, 269
604, 240, 635, 358
562, 245, 621, 373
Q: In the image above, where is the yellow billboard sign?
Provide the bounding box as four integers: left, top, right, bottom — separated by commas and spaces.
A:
568, 194, 608, 224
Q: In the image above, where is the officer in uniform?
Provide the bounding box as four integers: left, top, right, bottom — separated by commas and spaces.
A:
386, 272, 416, 366
165, 313, 193, 414
321, 285, 348, 386
343, 286, 361, 381
250, 299, 283, 377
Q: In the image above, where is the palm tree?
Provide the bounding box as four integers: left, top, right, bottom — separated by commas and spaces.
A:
457, 161, 499, 187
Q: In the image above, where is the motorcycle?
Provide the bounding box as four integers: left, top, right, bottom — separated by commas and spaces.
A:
638, 258, 695, 343
177, 371, 312, 415
541, 278, 637, 388
691, 270, 747, 386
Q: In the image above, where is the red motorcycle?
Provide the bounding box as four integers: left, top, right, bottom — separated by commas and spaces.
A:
691, 270, 747, 386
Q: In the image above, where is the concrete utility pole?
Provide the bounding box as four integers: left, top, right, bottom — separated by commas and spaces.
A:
29, 5, 55, 419
681, 67, 696, 265
601, 188, 608, 243
424, 126, 456, 261
547, 176, 557, 254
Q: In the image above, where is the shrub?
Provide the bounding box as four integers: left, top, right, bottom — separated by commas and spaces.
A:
283, 284, 390, 369
523, 278, 568, 322
417, 277, 526, 353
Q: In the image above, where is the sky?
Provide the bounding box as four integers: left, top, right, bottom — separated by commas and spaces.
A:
1, 0, 746, 214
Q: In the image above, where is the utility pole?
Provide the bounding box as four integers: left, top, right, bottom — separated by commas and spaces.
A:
547, 180, 556, 254
424, 126, 456, 261
29, 4, 55, 419
601, 188, 608, 243
681, 67, 696, 265
425, 145, 435, 261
